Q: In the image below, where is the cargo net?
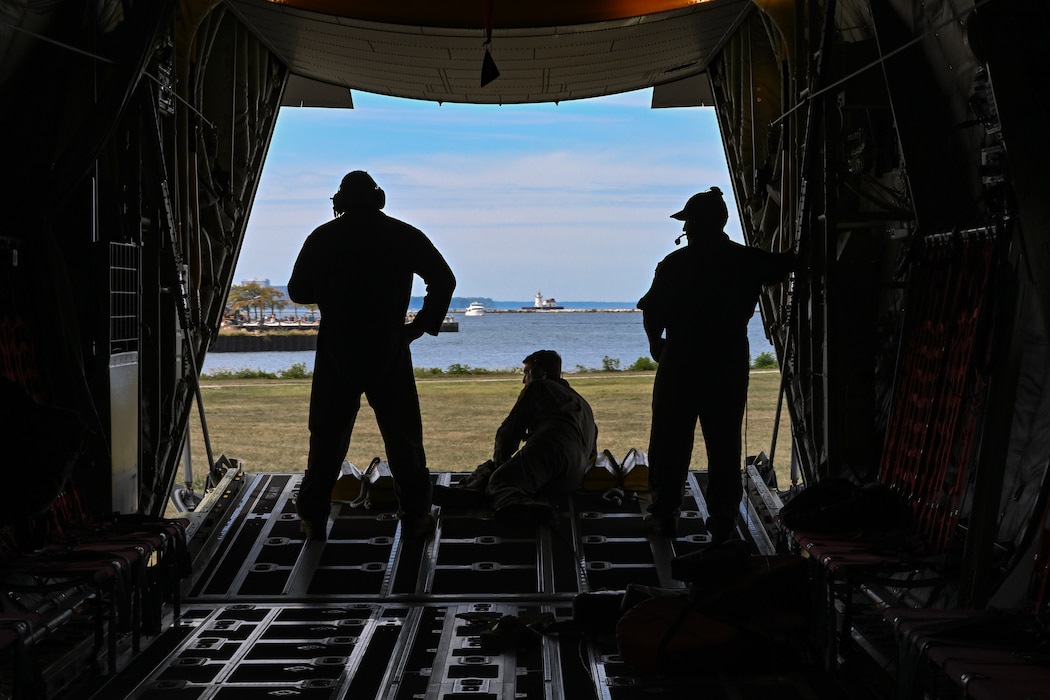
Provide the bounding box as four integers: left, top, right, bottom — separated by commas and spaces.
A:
0, 311, 61, 553
878, 228, 999, 551
0, 313, 44, 403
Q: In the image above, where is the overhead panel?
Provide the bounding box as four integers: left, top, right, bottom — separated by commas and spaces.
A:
227, 0, 752, 105
281, 74, 354, 107
249, 0, 719, 28
652, 73, 715, 107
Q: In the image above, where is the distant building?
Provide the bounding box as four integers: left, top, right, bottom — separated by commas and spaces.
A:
241, 277, 270, 286
522, 291, 563, 310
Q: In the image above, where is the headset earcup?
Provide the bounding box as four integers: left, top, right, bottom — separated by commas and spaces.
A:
333, 180, 384, 213
332, 190, 348, 215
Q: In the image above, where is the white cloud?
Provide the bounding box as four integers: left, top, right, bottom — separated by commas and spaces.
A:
236, 94, 737, 298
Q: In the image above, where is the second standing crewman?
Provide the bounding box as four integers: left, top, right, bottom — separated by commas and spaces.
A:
288, 170, 456, 541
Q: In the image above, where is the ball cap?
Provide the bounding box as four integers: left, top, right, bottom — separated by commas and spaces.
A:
671, 186, 728, 223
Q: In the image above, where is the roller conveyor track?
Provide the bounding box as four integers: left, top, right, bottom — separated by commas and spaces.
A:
182, 471, 716, 603
73, 470, 852, 700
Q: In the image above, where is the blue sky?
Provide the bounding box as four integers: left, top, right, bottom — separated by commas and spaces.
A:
236, 88, 737, 302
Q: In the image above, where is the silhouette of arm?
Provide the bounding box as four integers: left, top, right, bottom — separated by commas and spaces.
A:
754, 249, 796, 285
638, 266, 669, 361
405, 236, 456, 339
641, 311, 666, 361
492, 385, 536, 464
288, 233, 321, 304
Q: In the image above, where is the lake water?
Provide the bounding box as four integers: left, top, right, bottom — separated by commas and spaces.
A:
202, 305, 778, 375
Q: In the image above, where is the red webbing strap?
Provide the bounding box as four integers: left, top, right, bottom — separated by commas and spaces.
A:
923, 240, 995, 548
877, 232, 998, 550
879, 241, 950, 491
912, 241, 979, 540
0, 315, 45, 403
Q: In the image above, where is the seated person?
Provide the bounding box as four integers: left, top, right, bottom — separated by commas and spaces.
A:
436, 350, 598, 525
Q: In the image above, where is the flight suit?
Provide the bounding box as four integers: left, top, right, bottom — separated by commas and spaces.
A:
485, 376, 598, 510
288, 208, 455, 525
639, 232, 792, 539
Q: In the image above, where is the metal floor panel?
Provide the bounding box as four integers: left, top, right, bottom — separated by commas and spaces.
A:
92, 601, 588, 700
182, 472, 719, 603
78, 470, 847, 699
92, 600, 839, 700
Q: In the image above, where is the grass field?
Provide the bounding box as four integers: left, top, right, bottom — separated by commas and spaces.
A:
183, 370, 795, 493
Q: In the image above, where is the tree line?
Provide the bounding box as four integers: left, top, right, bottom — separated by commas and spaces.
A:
226, 282, 319, 323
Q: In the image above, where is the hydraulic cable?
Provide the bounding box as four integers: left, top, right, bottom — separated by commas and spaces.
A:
145, 82, 221, 498
768, 0, 837, 484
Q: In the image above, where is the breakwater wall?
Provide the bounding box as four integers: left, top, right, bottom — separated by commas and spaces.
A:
211, 333, 317, 353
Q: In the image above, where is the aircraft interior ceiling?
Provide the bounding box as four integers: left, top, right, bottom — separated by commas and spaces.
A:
225, 0, 751, 106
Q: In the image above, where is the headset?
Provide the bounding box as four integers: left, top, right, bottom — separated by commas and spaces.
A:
672, 186, 728, 245
332, 171, 386, 216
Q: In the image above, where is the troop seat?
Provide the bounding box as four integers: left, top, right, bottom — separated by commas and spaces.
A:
777, 232, 1002, 667
883, 607, 1050, 700
878, 494, 1050, 700
0, 612, 45, 699
778, 478, 960, 664
0, 508, 190, 689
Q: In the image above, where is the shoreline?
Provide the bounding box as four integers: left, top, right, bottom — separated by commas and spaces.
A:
214, 308, 640, 352
470, 307, 638, 314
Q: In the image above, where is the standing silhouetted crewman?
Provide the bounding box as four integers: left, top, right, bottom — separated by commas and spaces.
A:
288, 170, 455, 541
638, 187, 793, 541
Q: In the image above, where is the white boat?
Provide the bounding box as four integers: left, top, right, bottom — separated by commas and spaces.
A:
464, 301, 486, 316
